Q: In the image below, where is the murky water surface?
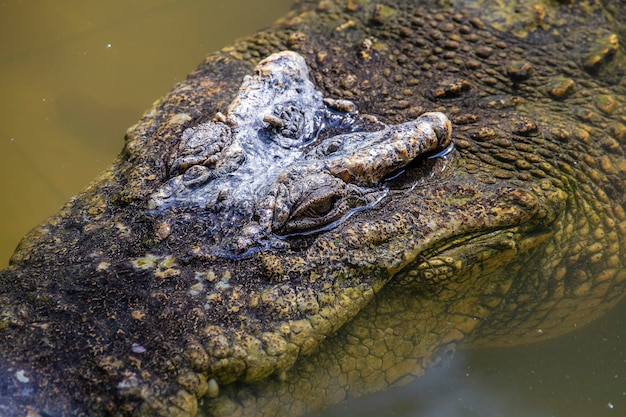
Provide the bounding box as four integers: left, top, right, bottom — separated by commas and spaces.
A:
0, 0, 292, 267
309, 300, 626, 417
1, 1, 624, 416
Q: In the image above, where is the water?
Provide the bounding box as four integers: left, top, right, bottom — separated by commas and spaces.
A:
309, 300, 626, 417
0, 0, 292, 268
0, 1, 624, 416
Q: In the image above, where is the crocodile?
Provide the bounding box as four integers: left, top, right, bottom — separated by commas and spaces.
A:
1, 0, 625, 416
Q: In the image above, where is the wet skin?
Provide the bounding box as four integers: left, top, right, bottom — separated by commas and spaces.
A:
1, 0, 625, 416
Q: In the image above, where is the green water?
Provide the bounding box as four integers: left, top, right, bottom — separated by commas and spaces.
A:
1, 1, 625, 417
309, 301, 626, 417
0, 0, 292, 268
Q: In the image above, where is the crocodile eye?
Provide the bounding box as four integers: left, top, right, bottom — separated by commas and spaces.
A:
299, 196, 337, 217
273, 181, 350, 236
291, 192, 343, 223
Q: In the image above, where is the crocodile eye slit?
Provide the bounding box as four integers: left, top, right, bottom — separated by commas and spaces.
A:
296, 196, 337, 218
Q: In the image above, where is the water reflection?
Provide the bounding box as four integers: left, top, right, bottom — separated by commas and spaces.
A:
308, 299, 626, 417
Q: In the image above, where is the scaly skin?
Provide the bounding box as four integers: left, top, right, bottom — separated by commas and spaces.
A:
1, 0, 625, 416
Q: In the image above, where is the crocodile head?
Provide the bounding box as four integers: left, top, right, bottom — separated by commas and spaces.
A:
1, 1, 625, 416
147, 51, 453, 258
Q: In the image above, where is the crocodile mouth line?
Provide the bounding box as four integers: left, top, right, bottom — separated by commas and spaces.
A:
393, 215, 553, 288
419, 227, 519, 260
407, 221, 538, 272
